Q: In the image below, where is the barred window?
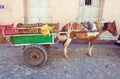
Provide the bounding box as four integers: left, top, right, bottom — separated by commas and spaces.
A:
85, 0, 92, 5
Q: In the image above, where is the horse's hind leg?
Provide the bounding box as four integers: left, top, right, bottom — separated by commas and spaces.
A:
63, 38, 72, 58
87, 37, 98, 56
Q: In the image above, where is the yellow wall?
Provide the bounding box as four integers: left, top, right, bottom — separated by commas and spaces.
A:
0, 0, 24, 24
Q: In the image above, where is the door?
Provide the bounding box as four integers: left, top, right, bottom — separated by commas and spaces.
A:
27, 0, 51, 23
77, 0, 100, 22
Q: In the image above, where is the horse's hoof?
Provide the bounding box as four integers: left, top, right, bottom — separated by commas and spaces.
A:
64, 55, 68, 58
87, 53, 92, 57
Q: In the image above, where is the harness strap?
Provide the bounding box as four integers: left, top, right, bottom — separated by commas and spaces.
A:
99, 27, 103, 32
67, 22, 74, 38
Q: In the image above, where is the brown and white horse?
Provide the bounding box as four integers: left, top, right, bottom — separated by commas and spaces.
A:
58, 21, 118, 58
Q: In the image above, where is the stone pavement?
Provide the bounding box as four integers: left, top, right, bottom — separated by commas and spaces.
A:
0, 43, 120, 79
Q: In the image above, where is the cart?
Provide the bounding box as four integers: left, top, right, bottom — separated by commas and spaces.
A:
1, 25, 55, 67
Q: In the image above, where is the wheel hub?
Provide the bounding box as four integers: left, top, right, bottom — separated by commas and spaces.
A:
29, 52, 40, 61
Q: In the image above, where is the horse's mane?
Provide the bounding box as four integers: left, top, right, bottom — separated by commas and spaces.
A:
102, 23, 108, 30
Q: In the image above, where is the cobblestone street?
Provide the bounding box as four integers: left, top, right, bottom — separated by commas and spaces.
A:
0, 43, 120, 79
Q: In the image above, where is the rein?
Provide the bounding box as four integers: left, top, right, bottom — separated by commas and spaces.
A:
67, 22, 74, 38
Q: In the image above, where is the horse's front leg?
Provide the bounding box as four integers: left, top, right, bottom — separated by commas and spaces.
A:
87, 40, 93, 56
63, 38, 72, 58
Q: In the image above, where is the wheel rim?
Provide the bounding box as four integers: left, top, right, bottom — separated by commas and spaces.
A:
26, 49, 44, 66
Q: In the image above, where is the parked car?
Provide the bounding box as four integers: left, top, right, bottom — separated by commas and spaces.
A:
114, 34, 120, 47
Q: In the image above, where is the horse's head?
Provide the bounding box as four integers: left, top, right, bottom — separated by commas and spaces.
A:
107, 21, 118, 36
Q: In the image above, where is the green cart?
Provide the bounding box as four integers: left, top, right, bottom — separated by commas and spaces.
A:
7, 33, 55, 67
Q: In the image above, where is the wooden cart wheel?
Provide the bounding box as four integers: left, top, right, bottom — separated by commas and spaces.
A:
23, 45, 47, 67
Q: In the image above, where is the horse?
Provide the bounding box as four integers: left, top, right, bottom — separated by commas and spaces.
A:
57, 21, 118, 58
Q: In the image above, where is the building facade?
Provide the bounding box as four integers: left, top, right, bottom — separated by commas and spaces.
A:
0, 0, 120, 39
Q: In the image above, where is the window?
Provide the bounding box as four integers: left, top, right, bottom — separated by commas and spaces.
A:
85, 0, 92, 5
27, 0, 50, 23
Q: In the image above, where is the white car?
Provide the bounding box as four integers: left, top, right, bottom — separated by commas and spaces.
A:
114, 34, 120, 47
